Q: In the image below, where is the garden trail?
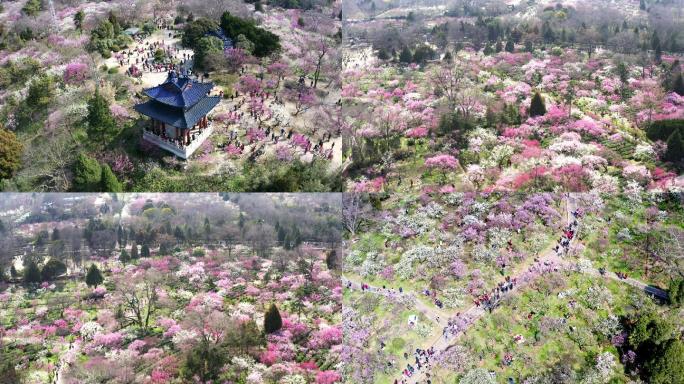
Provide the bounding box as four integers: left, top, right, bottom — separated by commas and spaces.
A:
54, 342, 76, 384
345, 194, 668, 384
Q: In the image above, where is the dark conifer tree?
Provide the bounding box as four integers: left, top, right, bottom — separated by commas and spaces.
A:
264, 303, 283, 334
530, 92, 547, 117
85, 264, 103, 287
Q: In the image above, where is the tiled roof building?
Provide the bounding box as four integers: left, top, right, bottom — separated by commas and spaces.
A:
135, 71, 220, 159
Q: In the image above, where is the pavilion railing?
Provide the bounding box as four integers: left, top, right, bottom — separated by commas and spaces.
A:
143, 124, 214, 160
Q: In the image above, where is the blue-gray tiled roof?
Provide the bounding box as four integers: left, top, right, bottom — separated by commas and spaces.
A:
143, 72, 215, 109
134, 95, 221, 129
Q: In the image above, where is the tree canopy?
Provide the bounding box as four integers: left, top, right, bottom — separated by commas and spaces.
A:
0, 127, 23, 181
264, 303, 283, 333
220, 12, 280, 58
530, 92, 547, 117
85, 263, 103, 287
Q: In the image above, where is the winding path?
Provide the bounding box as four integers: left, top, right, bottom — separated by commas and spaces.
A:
345, 194, 668, 384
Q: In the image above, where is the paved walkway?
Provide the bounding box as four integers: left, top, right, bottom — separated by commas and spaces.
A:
106, 28, 193, 89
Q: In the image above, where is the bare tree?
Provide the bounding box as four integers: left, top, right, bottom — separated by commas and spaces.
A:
434, 65, 464, 109
116, 270, 162, 334
22, 134, 75, 192
342, 193, 366, 236
660, 227, 684, 278
455, 84, 482, 122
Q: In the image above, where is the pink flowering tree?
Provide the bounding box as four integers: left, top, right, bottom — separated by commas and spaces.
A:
237, 75, 262, 95
64, 61, 89, 84
425, 154, 459, 183
284, 86, 317, 116
109, 104, 130, 121
316, 370, 342, 384
224, 48, 251, 73
267, 61, 289, 89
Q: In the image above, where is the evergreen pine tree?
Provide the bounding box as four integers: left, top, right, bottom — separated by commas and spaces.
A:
325, 249, 337, 271
664, 130, 683, 163
529, 92, 547, 117
85, 263, 103, 287
204, 217, 211, 240
100, 164, 122, 192
87, 89, 117, 145
505, 40, 515, 53
74, 10, 85, 32
483, 44, 494, 55
141, 244, 150, 258
174, 226, 185, 241
119, 249, 130, 264
130, 242, 139, 259
399, 47, 413, 63
669, 278, 684, 307
264, 303, 283, 334
673, 72, 684, 96
23, 260, 42, 285
377, 48, 389, 60
117, 225, 124, 247
495, 40, 503, 53
0, 127, 23, 181
73, 153, 101, 192
525, 40, 533, 52
645, 339, 684, 384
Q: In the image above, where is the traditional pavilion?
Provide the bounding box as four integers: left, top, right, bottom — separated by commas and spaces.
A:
135, 71, 220, 159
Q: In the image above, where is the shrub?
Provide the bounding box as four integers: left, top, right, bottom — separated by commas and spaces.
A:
41, 259, 66, 281
391, 337, 405, 350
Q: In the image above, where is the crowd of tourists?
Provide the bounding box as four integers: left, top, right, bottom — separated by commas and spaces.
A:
221, 88, 336, 161
396, 347, 435, 383
118, 38, 192, 78
555, 208, 582, 256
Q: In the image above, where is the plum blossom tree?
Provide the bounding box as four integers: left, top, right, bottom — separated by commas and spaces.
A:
425, 154, 459, 182
303, 35, 332, 89
64, 61, 89, 84
267, 61, 289, 89
284, 86, 316, 116
237, 75, 262, 95
225, 48, 250, 73
460, 368, 496, 384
